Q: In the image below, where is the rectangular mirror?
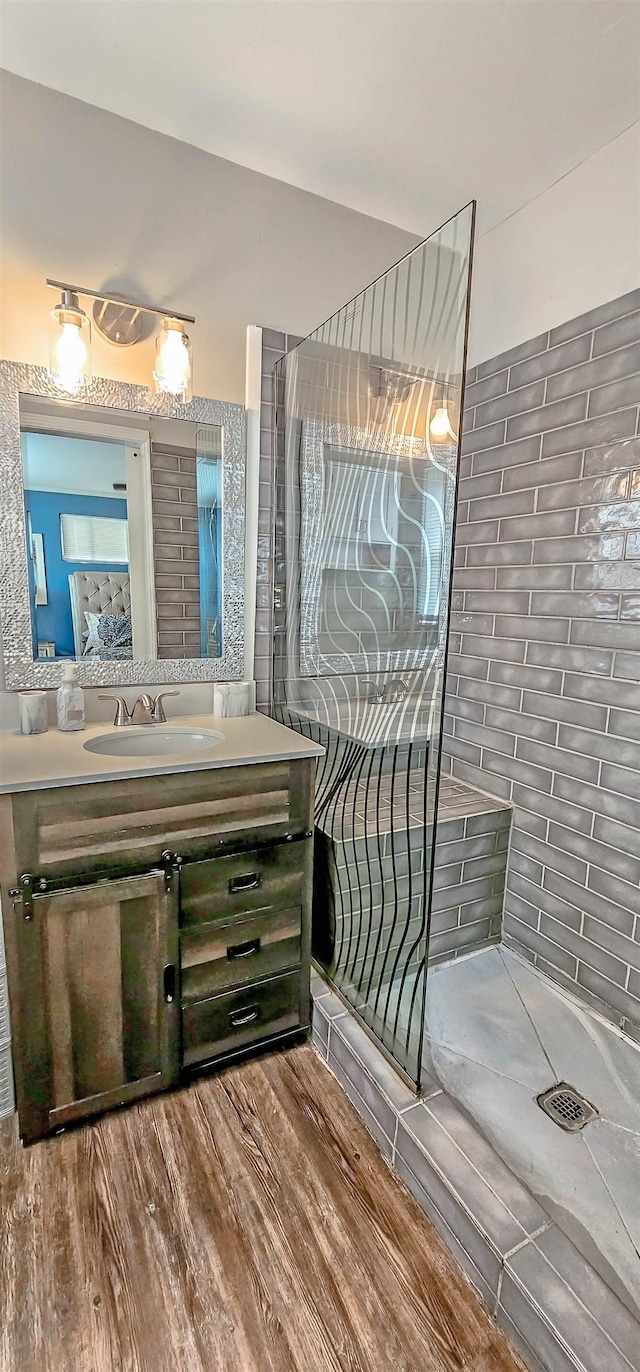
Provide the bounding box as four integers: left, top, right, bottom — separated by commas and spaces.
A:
20, 400, 224, 664
0, 363, 246, 688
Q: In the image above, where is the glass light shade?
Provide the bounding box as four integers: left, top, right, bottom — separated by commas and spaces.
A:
429, 404, 456, 441
49, 294, 91, 394
153, 319, 192, 401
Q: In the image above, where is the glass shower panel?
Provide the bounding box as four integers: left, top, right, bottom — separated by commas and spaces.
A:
272, 203, 475, 1087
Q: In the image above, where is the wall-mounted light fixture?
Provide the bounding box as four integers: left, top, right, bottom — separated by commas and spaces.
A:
46, 279, 195, 399
371, 367, 421, 405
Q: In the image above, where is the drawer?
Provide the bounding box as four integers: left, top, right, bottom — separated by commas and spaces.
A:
180, 842, 308, 927
180, 906, 301, 1001
11, 757, 314, 880
182, 971, 301, 1067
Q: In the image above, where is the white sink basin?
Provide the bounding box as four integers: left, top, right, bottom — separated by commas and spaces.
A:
83, 726, 224, 758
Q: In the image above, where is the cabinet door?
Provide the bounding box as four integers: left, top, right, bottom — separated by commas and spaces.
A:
13, 870, 179, 1142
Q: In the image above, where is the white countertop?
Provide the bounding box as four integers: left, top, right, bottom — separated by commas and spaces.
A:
0, 713, 324, 794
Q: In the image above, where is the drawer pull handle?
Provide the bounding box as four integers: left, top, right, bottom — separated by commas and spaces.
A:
163, 964, 176, 1003
227, 937, 261, 961
229, 1004, 260, 1028
229, 872, 262, 894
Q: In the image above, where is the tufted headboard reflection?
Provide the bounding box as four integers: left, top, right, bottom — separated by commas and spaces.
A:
68, 570, 131, 657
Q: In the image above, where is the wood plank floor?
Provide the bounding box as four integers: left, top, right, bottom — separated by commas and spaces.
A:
0, 1043, 524, 1372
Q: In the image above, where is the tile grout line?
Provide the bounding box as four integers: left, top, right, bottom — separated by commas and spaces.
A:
493, 1266, 503, 1319
506, 1248, 640, 1372
502, 946, 640, 1044
496, 946, 558, 1080
502, 1263, 592, 1370
423, 1027, 547, 1093
582, 1129, 640, 1259
525, 1244, 640, 1371
323, 1000, 530, 1261
502, 1220, 554, 1262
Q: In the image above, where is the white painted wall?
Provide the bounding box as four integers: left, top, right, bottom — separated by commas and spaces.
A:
0, 71, 415, 405
468, 123, 640, 366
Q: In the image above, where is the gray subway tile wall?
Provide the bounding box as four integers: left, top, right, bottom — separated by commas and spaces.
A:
444, 286, 640, 1034
150, 441, 201, 657
258, 298, 640, 1033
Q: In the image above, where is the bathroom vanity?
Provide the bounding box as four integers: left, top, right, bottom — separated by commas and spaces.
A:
0, 714, 323, 1144
0, 362, 327, 1143
0, 363, 328, 1144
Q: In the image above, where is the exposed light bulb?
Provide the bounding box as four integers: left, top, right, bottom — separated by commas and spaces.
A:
50, 291, 91, 393
56, 322, 87, 393
154, 319, 192, 401
429, 405, 455, 441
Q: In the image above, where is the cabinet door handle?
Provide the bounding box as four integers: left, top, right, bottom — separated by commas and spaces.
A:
227, 937, 261, 961
229, 1004, 260, 1028
228, 872, 262, 894
163, 964, 176, 1003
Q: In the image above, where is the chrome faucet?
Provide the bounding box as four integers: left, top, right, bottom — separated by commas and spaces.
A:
99, 691, 180, 726
361, 679, 386, 704
385, 676, 411, 703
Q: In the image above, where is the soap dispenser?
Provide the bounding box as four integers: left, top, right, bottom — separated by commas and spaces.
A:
56, 661, 86, 732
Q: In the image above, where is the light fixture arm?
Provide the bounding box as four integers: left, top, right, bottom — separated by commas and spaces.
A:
46, 279, 195, 325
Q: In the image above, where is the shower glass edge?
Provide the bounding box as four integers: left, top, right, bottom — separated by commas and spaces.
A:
271, 202, 476, 1089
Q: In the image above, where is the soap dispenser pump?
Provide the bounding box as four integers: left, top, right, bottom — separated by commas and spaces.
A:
56, 661, 86, 732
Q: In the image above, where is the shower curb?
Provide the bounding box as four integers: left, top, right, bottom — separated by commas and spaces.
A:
311, 974, 640, 1372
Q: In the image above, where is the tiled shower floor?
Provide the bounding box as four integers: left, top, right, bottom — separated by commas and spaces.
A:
424, 946, 640, 1320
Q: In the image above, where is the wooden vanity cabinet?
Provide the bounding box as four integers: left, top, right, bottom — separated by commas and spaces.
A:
0, 757, 315, 1144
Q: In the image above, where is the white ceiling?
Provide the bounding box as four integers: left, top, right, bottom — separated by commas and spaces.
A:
1, 0, 639, 237
21, 432, 127, 498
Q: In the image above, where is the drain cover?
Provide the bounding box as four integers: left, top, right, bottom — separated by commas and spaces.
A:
537, 1082, 598, 1132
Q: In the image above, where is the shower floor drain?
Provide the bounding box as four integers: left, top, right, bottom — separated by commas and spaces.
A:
537, 1082, 598, 1132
